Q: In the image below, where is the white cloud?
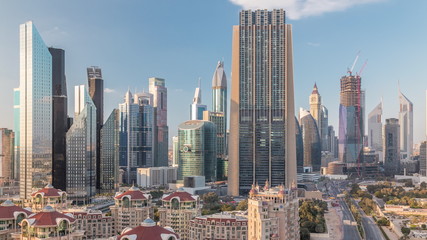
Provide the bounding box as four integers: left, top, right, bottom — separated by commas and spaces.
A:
307, 42, 320, 47
229, 0, 385, 20
104, 88, 115, 93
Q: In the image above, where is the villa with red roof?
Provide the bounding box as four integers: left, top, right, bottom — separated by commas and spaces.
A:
110, 186, 153, 233
158, 191, 200, 240
11, 205, 84, 240
0, 200, 33, 239
30, 184, 69, 212
116, 218, 179, 240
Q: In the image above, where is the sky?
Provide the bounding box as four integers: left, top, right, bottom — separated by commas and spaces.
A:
0, 0, 426, 146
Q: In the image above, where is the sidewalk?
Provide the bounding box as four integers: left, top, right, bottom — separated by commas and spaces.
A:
314, 201, 343, 240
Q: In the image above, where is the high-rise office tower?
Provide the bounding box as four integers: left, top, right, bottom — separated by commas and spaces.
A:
338, 73, 364, 176
309, 83, 321, 130
228, 9, 296, 196
87, 66, 103, 190
299, 109, 321, 171
148, 77, 168, 167
295, 117, 304, 173
328, 126, 338, 158
420, 141, 427, 176
207, 61, 228, 180
13, 88, 20, 180
177, 120, 217, 182
0, 129, 15, 182
190, 86, 207, 120
118, 91, 155, 184
66, 85, 97, 204
49, 47, 67, 191
172, 136, 179, 167
100, 109, 119, 192
398, 88, 413, 159
19, 21, 53, 199
368, 101, 383, 151
383, 118, 400, 176
320, 105, 329, 151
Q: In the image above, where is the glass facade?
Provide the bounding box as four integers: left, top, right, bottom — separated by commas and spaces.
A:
66, 85, 97, 204
148, 77, 168, 167
368, 101, 383, 151
19, 21, 53, 199
119, 91, 154, 184
13, 88, 20, 180
299, 109, 321, 171
398, 90, 413, 158
203, 111, 227, 180
177, 120, 217, 182
100, 109, 119, 192
383, 118, 400, 176
295, 117, 304, 173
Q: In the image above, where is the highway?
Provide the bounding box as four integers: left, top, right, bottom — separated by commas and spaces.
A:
353, 199, 386, 240
327, 181, 361, 240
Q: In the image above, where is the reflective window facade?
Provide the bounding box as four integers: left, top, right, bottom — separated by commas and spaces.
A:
19, 21, 52, 199
100, 109, 119, 192
368, 101, 383, 151
177, 120, 217, 182
398, 90, 413, 158
299, 109, 321, 171
66, 85, 97, 204
383, 118, 400, 176
13, 88, 20, 180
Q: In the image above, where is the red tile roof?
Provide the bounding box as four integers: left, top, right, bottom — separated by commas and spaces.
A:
118, 219, 179, 240
162, 191, 196, 202
31, 184, 65, 197
0, 200, 32, 220
114, 186, 149, 200
24, 206, 75, 227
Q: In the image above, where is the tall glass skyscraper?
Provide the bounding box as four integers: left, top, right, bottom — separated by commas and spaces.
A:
177, 120, 217, 182
383, 118, 400, 176
228, 9, 297, 196
119, 91, 154, 184
13, 88, 20, 181
100, 109, 119, 192
299, 109, 321, 172
66, 85, 97, 204
398, 89, 413, 159
87, 66, 103, 190
19, 21, 53, 199
338, 74, 364, 176
368, 101, 383, 151
148, 77, 168, 167
50, 47, 67, 191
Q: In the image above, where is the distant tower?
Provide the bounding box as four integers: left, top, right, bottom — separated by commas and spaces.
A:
420, 141, 427, 176
383, 118, 400, 176
309, 83, 321, 129
100, 109, 120, 192
338, 73, 364, 176
87, 66, 103, 190
368, 101, 383, 151
398, 88, 413, 159
0, 129, 15, 182
19, 21, 53, 199
228, 9, 296, 196
299, 108, 321, 172
190, 83, 207, 120
148, 77, 168, 167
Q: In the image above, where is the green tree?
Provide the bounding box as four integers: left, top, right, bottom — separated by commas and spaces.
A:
220, 203, 235, 212
315, 224, 325, 233
236, 200, 248, 211
300, 228, 310, 240
401, 227, 410, 236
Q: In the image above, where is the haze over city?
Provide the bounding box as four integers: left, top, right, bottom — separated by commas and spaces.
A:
1, 0, 426, 143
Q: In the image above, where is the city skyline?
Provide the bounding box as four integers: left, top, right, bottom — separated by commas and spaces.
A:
1, 0, 427, 146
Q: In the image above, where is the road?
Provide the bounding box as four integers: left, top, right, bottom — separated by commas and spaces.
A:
327, 181, 361, 240
353, 199, 386, 240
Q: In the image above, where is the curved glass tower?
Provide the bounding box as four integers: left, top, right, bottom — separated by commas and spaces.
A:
299, 109, 321, 171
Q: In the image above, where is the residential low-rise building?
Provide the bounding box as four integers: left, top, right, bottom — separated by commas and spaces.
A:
65, 209, 115, 239
188, 212, 247, 240
136, 167, 177, 188
0, 200, 32, 240
110, 186, 153, 234
158, 191, 201, 240
11, 206, 84, 240
116, 218, 179, 240
29, 184, 70, 212
248, 181, 300, 240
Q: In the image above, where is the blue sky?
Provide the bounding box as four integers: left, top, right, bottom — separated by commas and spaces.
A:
0, 0, 426, 145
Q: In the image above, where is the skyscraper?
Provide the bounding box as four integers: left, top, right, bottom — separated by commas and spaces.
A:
398, 88, 413, 159
228, 9, 296, 196
190, 86, 207, 120
49, 47, 67, 191
299, 108, 321, 172
66, 85, 97, 204
368, 101, 383, 151
295, 117, 304, 173
0, 129, 15, 183
19, 21, 53, 199
13, 88, 20, 180
118, 91, 154, 184
100, 109, 119, 192
148, 77, 168, 167
177, 120, 217, 182
87, 66, 103, 191
383, 118, 400, 176
320, 105, 329, 151
420, 141, 427, 176
338, 73, 364, 176
172, 136, 179, 167
309, 83, 321, 129
203, 111, 226, 179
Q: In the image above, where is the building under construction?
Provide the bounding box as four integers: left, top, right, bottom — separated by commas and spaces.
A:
338, 73, 364, 177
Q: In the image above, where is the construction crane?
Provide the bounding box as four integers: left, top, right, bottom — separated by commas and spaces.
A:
348, 51, 361, 75
357, 60, 368, 77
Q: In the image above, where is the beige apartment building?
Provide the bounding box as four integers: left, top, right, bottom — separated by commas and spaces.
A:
188, 212, 248, 240
65, 209, 115, 239
0, 200, 32, 240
